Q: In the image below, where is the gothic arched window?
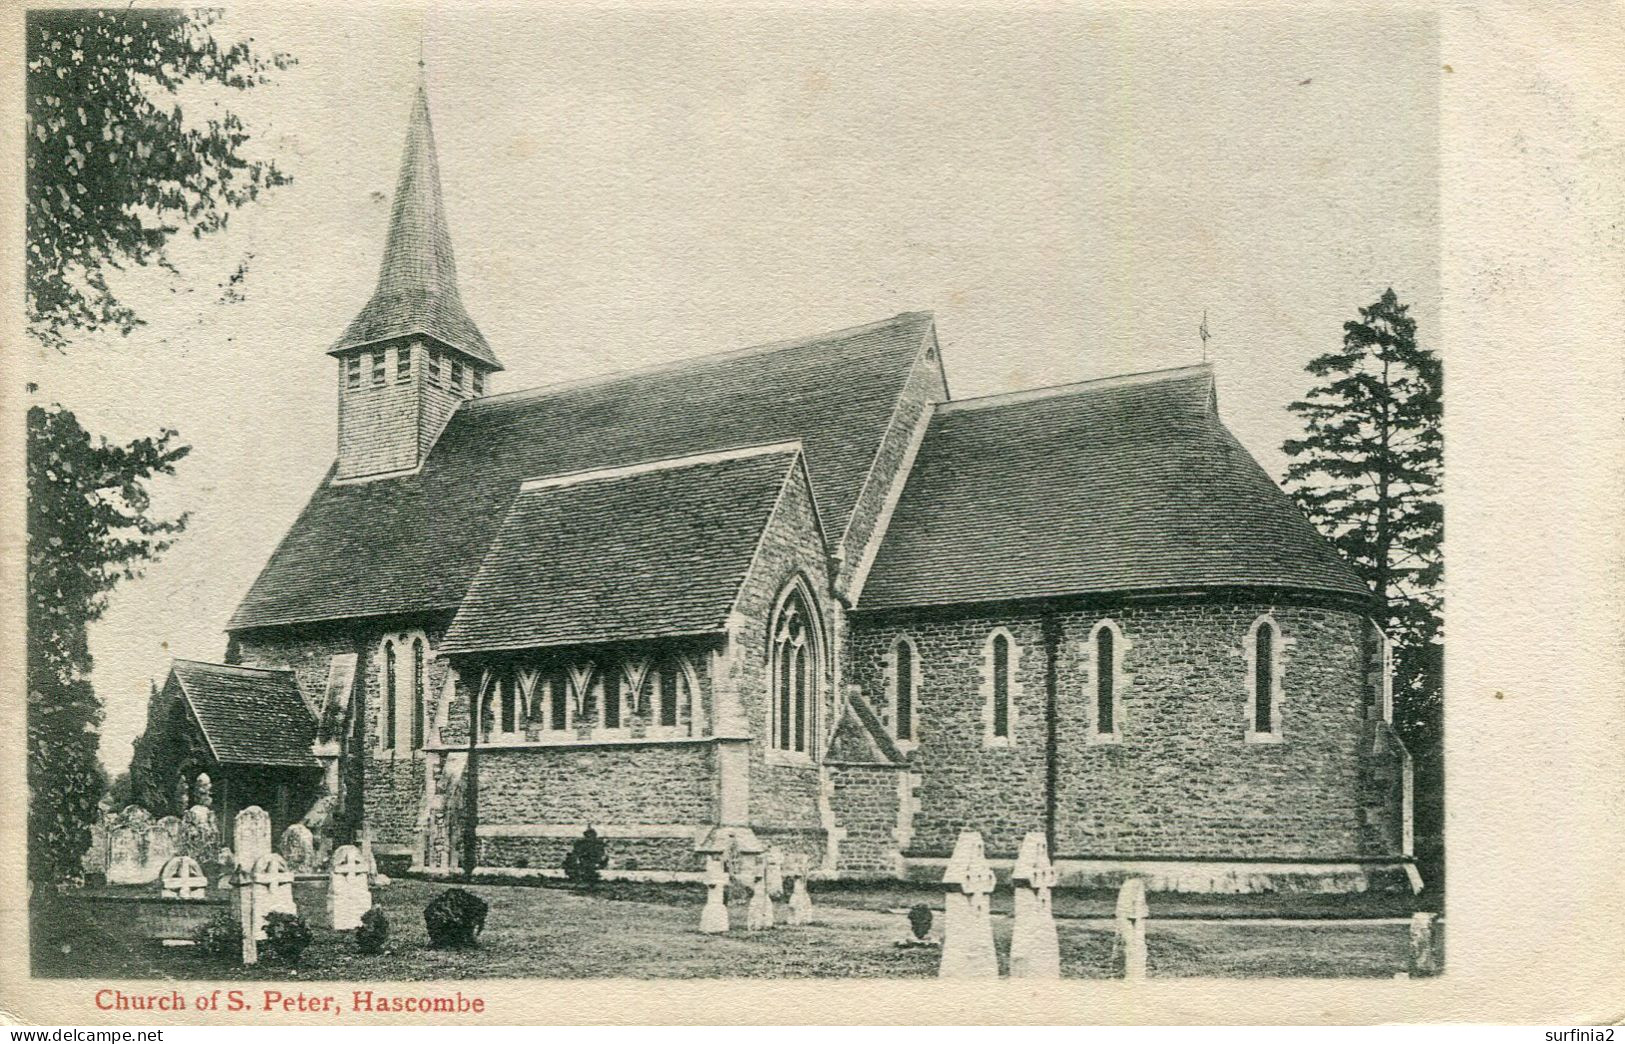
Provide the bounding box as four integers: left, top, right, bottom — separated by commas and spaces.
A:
1245, 615, 1286, 743
1089, 619, 1126, 742
982, 628, 1019, 747
412, 639, 426, 750
769, 582, 821, 757
382, 640, 397, 750
891, 637, 918, 744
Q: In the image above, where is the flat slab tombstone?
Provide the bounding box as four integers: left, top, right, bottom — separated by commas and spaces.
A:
939, 830, 998, 979
1009, 832, 1061, 978
159, 855, 209, 900
328, 844, 372, 931
234, 806, 272, 870
1115, 877, 1150, 980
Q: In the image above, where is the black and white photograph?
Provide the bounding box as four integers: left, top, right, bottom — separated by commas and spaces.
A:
4, 0, 1620, 1028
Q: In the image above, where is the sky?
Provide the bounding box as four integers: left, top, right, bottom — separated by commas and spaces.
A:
25, 7, 1438, 774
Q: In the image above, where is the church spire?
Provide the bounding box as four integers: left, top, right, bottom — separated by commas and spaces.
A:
329, 72, 500, 371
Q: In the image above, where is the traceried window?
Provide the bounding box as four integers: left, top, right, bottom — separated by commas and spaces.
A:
412, 639, 426, 749
372, 350, 386, 385
346, 355, 361, 390
891, 637, 919, 744
396, 343, 412, 382
769, 582, 821, 757
382, 641, 397, 749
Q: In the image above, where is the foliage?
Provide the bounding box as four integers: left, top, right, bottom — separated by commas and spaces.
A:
907, 903, 933, 941
26, 9, 293, 350
262, 912, 313, 964
355, 907, 389, 955
192, 909, 242, 960
423, 888, 488, 949
27, 402, 189, 884
1282, 289, 1443, 761
562, 826, 608, 888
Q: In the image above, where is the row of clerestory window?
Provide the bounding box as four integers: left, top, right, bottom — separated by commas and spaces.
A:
477, 657, 697, 743
883, 615, 1289, 748
344, 345, 484, 395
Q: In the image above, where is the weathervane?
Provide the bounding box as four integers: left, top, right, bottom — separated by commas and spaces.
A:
1199, 310, 1211, 363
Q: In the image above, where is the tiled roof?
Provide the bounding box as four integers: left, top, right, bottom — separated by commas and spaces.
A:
168, 660, 320, 768
859, 366, 1373, 611
329, 83, 500, 369
230, 313, 931, 632
440, 446, 804, 655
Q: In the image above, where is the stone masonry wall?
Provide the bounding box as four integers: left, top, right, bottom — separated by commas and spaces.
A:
836, 341, 946, 596
826, 764, 904, 876
722, 464, 838, 837
847, 600, 1390, 861
475, 744, 716, 827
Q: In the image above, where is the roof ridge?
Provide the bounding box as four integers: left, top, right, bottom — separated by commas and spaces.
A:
471, 312, 933, 410
173, 658, 294, 676
518, 440, 803, 493
938, 363, 1213, 415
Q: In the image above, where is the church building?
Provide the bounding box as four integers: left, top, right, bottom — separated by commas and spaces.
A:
154, 79, 1417, 892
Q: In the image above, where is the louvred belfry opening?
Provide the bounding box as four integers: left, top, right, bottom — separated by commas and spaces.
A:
329, 69, 502, 482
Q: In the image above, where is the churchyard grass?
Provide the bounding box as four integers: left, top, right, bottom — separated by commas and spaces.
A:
33, 877, 1416, 980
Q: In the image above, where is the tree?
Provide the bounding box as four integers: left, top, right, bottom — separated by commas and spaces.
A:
26, 9, 292, 350
1282, 289, 1443, 852
27, 402, 190, 884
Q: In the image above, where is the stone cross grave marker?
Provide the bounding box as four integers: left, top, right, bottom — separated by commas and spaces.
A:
234, 806, 273, 870
1009, 832, 1061, 978
234, 863, 259, 966
244, 852, 296, 942
159, 855, 209, 900
764, 846, 785, 899
745, 862, 775, 931
1115, 877, 1149, 980
784, 853, 814, 925
699, 857, 730, 934
328, 844, 373, 931
939, 829, 998, 978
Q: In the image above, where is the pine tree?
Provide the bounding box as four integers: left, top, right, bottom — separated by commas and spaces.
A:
1282, 288, 1443, 832
27, 402, 189, 884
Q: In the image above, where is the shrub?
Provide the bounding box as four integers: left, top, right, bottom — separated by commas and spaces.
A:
355, 907, 389, 955
262, 912, 312, 964
562, 826, 608, 888
908, 903, 933, 941
192, 910, 242, 959
424, 888, 488, 949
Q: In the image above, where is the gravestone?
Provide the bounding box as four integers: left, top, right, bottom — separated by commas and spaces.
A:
233, 864, 259, 965
242, 852, 296, 941
148, 816, 182, 881
159, 855, 209, 899
939, 830, 998, 979
1009, 832, 1061, 978
82, 807, 111, 879
1115, 877, 1149, 980
328, 845, 372, 931
699, 857, 730, 934
107, 806, 153, 885
784, 854, 814, 926
280, 823, 317, 873
234, 806, 272, 870
745, 863, 775, 931
764, 846, 785, 899
182, 804, 221, 865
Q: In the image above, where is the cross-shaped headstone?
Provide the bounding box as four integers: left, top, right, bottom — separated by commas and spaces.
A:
159, 855, 209, 900
939, 830, 997, 978
1009, 833, 1060, 978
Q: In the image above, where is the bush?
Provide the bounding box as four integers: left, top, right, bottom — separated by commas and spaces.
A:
355, 907, 389, 955
562, 826, 608, 888
192, 910, 242, 959
262, 912, 312, 964
424, 888, 488, 949
908, 903, 933, 941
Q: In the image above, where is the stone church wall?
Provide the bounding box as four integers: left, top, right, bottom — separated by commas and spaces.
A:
846, 599, 1390, 862
825, 763, 905, 876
